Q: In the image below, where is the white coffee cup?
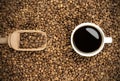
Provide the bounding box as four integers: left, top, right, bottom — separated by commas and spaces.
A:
71, 22, 112, 57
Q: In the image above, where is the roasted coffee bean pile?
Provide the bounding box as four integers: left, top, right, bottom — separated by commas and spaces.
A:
0, 0, 120, 81
20, 32, 46, 48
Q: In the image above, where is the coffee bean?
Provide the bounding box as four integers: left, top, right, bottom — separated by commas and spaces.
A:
20, 32, 46, 48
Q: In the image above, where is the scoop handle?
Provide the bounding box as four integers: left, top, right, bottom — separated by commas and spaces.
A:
0, 37, 8, 44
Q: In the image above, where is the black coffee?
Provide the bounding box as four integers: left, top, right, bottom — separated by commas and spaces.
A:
73, 26, 102, 53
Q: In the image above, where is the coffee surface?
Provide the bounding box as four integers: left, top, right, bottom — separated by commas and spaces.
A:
73, 26, 102, 53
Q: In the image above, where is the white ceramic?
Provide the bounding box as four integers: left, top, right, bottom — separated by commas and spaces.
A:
71, 22, 112, 57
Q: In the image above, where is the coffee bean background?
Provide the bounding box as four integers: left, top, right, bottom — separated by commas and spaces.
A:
0, 0, 120, 81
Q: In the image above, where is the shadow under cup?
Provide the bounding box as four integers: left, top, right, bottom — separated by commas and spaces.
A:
71, 23, 112, 57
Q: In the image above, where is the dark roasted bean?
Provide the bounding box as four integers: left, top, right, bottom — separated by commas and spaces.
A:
20, 32, 46, 48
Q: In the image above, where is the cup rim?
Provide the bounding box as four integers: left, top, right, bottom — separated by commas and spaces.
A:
71, 22, 105, 57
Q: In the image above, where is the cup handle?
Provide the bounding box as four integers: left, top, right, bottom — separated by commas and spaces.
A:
104, 37, 112, 43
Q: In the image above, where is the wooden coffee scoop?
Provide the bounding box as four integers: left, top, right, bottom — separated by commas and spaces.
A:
0, 30, 47, 51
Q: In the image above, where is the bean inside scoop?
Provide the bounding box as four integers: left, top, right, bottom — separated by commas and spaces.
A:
20, 32, 46, 48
